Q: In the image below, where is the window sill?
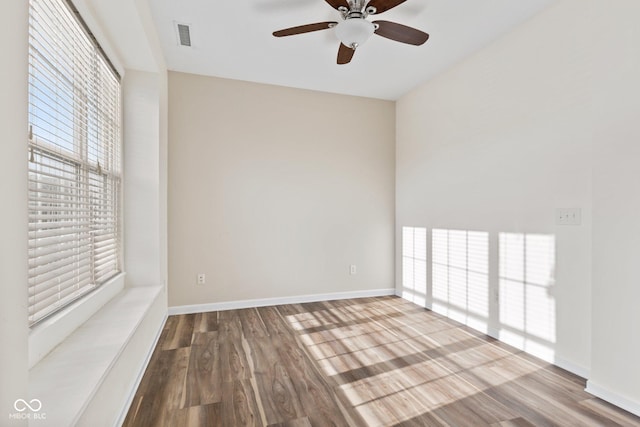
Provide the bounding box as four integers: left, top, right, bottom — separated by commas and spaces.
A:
29, 273, 126, 368
29, 285, 164, 426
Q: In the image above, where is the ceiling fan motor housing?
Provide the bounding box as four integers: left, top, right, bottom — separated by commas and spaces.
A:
335, 17, 375, 49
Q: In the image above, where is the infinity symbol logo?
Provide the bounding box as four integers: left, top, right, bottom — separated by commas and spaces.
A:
14, 399, 42, 412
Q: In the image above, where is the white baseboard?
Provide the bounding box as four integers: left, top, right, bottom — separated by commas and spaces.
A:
585, 380, 640, 417
554, 356, 589, 379
114, 312, 168, 427
168, 288, 397, 315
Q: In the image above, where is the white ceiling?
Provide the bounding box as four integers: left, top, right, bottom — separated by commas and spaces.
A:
148, 0, 556, 100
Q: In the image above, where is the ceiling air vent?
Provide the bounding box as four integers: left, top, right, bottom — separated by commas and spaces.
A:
176, 23, 192, 47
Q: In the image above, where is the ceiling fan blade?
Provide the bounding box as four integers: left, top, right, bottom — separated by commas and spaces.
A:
273, 21, 337, 37
325, 0, 350, 10
373, 20, 429, 45
366, 0, 406, 14
337, 43, 355, 64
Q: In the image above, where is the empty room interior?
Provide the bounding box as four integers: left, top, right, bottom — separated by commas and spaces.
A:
2, 0, 640, 425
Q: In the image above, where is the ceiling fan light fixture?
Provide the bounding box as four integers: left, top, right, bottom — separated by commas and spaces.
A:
335, 18, 374, 49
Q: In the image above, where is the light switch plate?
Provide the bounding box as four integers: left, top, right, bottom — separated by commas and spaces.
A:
556, 208, 581, 225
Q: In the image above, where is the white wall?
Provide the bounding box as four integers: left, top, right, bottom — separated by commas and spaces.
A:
124, 71, 162, 287
397, 0, 640, 414
0, 0, 29, 424
132, 0, 170, 293
158, 65, 169, 301
397, 0, 594, 373
588, 0, 640, 413
168, 72, 396, 307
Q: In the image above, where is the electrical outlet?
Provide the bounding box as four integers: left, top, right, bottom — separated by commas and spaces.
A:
197, 273, 206, 285
350, 265, 357, 275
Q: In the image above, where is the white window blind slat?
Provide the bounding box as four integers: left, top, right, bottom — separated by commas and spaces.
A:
92, 234, 115, 244
29, 228, 88, 239
29, 280, 96, 320
95, 266, 117, 283
28, 0, 121, 326
30, 266, 92, 297
30, 237, 91, 257
29, 221, 92, 232
29, 254, 89, 280
95, 254, 117, 269
29, 164, 82, 181
28, 235, 86, 251
94, 247, 117, 262
30, 263, 93, 298
29, 243, 92, 268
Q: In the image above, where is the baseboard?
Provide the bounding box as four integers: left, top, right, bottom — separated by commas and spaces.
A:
168, 288, 397, 315
114, 312, 168, 427
585, 381, 640, 417
554, 356, 589, 379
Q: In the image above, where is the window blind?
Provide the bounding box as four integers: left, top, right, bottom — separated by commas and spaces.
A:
28, 0, 121, 325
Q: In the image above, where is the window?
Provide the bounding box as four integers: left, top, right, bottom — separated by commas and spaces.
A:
28, 0, 121, 325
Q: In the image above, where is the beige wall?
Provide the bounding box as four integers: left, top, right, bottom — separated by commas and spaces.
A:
168, 72, 395, 307
397, 0, 640, 414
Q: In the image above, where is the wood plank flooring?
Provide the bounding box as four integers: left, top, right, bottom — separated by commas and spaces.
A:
123, 297, 640, 426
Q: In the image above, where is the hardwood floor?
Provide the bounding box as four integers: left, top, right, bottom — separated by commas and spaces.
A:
123, 297, 640, 426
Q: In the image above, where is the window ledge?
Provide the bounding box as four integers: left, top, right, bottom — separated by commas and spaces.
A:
29, 273, 126, 368
29, 285, 163, 426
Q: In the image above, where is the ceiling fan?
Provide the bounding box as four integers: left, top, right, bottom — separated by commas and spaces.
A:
272, 0, 429, 65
